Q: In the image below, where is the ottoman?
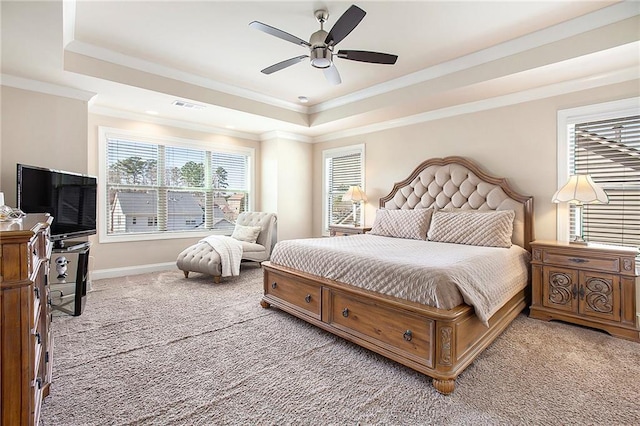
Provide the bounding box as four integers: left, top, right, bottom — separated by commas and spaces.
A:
176, 242, 223, 283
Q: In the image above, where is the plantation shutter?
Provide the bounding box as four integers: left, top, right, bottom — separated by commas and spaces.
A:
571, 115, 640, 248
106, 139, 159, 234
105, 135, 251, 236
326, 149, 363, 226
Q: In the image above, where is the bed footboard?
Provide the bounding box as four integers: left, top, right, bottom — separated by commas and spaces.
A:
261, 261, 527, 394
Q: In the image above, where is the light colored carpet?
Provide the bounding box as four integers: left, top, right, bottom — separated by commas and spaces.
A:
41, 265, 640, 425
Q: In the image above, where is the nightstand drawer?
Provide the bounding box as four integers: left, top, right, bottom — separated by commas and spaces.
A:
542, 250, 621, 273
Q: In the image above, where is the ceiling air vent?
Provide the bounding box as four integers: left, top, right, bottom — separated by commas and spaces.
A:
172, 100, 206, 110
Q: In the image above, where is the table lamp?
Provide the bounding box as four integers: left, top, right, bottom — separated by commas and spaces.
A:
552, 174, 608, 244
342, 185, 367, 227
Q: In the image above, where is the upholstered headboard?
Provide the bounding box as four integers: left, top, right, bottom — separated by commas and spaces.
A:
379, 157, 533, 250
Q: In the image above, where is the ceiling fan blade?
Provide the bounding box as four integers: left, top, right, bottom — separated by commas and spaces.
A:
261, 55, 309, 74
323, 65, 342, 85
336, 50, 398, 65
249, 21, 311, 47
325, 5, 366, 46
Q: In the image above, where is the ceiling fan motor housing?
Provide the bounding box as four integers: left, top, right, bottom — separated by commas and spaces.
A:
309, 29, 331, 68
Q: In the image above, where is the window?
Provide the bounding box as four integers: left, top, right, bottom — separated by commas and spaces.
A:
322, 144, 365, 233
557, 98, 640, 250
99, 127, 254, 242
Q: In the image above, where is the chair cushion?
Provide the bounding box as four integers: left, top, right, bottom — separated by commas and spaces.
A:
176, 242, 222, 276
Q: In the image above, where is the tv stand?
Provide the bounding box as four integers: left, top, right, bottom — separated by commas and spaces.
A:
50, 242, 90, 316
54, 239, 90, 250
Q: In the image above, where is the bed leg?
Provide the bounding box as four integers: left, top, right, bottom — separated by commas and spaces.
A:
432, 378, 455, 395
213, 275, 221, 284
183, 271, 189, 278
260, 299, 271, 309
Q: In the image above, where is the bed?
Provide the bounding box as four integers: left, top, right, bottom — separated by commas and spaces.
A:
260, 156, 533, 394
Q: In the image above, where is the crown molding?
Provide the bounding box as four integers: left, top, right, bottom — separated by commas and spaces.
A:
90, 105, 261, 141
260, 130, 313, 143
312, 66, 639, 143
65, 40, 309, 114
1, 74, 96, 102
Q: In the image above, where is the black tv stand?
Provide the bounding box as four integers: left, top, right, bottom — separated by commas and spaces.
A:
54, 240, 90, 251
50, 242, 90, 316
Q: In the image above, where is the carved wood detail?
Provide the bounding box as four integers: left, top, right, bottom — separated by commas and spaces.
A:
548, 272, 573, 305
440, 327, 453, 366
584, 277, 613, 314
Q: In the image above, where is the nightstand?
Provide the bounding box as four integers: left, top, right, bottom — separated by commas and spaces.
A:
329, 225, 372, 237
530, 240, 639, 342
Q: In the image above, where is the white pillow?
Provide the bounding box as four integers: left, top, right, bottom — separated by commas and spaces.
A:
368, 208, 433, 240
231, 224, 262, 244
427, 210, 515, 248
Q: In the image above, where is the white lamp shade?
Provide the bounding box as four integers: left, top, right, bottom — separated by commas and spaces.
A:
551, 174, 609, 204
342, 186, 367, 203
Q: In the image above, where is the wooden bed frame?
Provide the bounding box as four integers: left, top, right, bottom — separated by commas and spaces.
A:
261, 157, 533, 394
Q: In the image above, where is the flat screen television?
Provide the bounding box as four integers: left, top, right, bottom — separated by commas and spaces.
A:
17, 164, 97, 245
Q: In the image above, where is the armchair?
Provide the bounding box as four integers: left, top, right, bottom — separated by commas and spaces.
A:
176, 212, 277, 283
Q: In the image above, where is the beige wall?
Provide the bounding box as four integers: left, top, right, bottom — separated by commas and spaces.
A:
0, 86, 88, 205
260, 136, 313, 241
87, 114, 262, 271
312, 80, 639, 241
3, 79, 638, 276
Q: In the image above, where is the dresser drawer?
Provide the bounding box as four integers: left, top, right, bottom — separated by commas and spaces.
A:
264, 272, 322, 319
328, 290, 434, 367
541, 250, 621, 273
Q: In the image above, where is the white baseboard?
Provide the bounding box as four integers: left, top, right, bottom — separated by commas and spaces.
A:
91, 262, 176, 280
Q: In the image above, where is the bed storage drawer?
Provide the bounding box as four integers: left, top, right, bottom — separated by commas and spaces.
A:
326, 289, 434, 367
264, 269, 322, 319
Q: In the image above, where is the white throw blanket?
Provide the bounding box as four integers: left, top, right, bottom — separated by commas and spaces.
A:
200, 235, 243, 277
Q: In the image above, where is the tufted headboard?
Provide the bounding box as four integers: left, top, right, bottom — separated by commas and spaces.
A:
379, 157, 533, 250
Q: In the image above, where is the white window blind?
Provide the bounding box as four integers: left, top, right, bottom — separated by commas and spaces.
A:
104, 133, 252, 238
323, 145, 364, 230
570, 114, 640, 248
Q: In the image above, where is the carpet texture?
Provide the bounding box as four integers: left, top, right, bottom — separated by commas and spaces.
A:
40, 266, 640, 425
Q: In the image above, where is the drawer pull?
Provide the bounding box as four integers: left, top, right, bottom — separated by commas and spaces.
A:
271, 282, 277, 289
568, 257, 588, 264
305, 294, 312, 303
572, 284, 578, 298
32, 378, 42, 390
34, 287, 40, 299
342, 308, 349, 318
579, 285, 585, 300
403, 330, 413, 342
32, 331, 41, 345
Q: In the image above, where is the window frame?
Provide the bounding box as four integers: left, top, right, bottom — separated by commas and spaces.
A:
321, 144, 365, 235
98, 126, 255, 243
556, 97, 639, 243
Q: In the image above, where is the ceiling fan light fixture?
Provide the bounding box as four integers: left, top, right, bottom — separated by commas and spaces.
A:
310, 46, 331, 68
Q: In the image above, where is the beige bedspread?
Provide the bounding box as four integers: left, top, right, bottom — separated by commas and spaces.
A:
270, 234, 530, 325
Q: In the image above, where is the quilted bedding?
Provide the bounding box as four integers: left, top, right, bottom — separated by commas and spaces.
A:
270, 234, 530, 325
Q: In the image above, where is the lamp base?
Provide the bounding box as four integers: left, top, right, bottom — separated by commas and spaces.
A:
570, 235, 588, 245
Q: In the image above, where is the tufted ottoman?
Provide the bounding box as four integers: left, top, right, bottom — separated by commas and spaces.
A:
176, 211, 277, 283
176, 242, 223, 283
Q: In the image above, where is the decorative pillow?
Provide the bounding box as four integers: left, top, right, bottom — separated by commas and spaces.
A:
368, 208, 434, 240
427, 210, 515, 248
231, 224, 262, 244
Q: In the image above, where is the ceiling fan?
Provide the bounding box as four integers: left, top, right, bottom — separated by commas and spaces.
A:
249, 4, 398, 85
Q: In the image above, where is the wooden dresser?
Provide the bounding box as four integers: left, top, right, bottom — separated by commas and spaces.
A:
530, 240, 639, 342
1, 214, 53, 425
